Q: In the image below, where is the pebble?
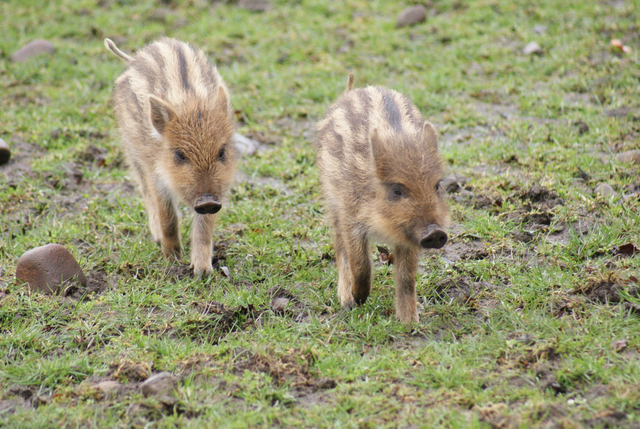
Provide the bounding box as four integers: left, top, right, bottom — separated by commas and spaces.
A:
616, 150, 640, 165
140, 372, 178, 398
523, 42, 543, 55
238, 0, 270, 12
595, 183, 617, 197
396, 5, 427, 28
0, 138, 10, 165
271, 297, 290, 313
94, 380, 122, 397
15, 244, 87, 295
11, 40, 55, 62
233, 133, 259, 157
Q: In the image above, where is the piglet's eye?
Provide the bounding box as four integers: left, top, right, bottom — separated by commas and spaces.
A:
218, 146, 226, 162
435, 180, 442, 193
174, 149, 187, 163
389, 183, 407, 199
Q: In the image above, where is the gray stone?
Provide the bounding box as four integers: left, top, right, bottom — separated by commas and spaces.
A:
617, 150, 640, 165
595, 183, 617, 197
11, 40, 55, 62
238, 0, 270, 12
15, 244, 87, 295
140, 372, 178, 398
271, 297, 290, 312
94, 381, 122, 397
523, 41, 543, 55
396, 5, 427, 28
233, 133, 259, 157
0, 139, 10, 165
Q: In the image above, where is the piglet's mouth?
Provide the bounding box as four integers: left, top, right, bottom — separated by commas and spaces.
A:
194, 194, 222, 214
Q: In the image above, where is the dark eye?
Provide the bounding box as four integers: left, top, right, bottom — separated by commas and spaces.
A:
174, 149, 187, 163
218, 146, 226, 162
435, 180, 442, 193
389, 183, 407, 200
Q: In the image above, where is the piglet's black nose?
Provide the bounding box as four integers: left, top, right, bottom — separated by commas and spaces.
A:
420, 225, 447, 249
194, 195, 222, 214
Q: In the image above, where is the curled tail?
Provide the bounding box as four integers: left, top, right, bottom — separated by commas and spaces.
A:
345, 73, 355, 93
104, 38, 134, 63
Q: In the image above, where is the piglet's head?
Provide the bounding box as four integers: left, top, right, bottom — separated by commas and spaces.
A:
148, 86, 237, 214
370, 121, 450, 249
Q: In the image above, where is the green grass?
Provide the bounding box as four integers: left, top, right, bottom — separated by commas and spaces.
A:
1, 0, 640, 427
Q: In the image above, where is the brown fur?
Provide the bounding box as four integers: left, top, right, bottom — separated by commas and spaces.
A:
316, 78, 450, 323
105, 38, 237, 276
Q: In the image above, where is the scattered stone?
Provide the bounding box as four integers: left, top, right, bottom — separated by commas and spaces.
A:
140, 372, 178, 398
238, 0, 270, 12
233, 133, 259, 157
616, 150, 640, 165
148, 8, 172, 21
11, 40, 55, 62
0, 138, 10, 165
396, 5, 427, 28
523, 42, 543, 55
532, 25, 547, 34
94, 380, 122, 397
271, 297, 290, 313
595, 183, 617, 197
15, 244, 87, 295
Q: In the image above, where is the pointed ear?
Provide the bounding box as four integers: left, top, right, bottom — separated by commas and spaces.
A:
370, 127, 383, 164
422, 121, 439, 150
215, 85, 231, 115
148, 95, 175, 136
370, 128, 389, 178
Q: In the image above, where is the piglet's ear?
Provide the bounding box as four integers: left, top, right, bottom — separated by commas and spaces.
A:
215, 85, 231, 116
148, 95, 175, 136
421, 121, 439, 150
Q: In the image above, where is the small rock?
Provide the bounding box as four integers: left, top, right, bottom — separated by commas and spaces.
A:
595, 183, 617, 197
610, 339, 628, 352
238, 0, 270, 12
94, 381, 122, 397
396, 5, 427, 28
11, 40, 55, 62
233, 133, 259, 157
616, 150, 640, 165
148, 8, 172, 21
140, 372, 178, 398
0, 139, 10, 165
523, 42, 543, 55
532, 25, 547, 34
15, 244, 87, 295
271, 297, 290, 313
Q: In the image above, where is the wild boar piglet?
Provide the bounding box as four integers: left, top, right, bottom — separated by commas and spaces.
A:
105, 37, 237, 276
316, 75, 450, 323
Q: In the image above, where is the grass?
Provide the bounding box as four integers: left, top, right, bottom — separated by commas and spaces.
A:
1, 0, 640, 427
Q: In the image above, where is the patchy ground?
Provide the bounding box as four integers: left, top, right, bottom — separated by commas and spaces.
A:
1, 0, 640, 427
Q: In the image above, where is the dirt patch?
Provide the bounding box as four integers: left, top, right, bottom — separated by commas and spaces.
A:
64, 269, 111, 300
573, 277, 640, 306
230, 348, 336, 400
178, 301, 262, 344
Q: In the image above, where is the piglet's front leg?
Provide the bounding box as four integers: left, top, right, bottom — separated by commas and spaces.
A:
394, 245, 420, 324
190, 213, 217, 276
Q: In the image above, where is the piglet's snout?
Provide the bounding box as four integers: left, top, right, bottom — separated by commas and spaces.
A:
420, 224, 447, 249
194, 195, 222, 214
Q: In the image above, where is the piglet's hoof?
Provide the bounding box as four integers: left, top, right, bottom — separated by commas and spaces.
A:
16, 243, 87, 295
